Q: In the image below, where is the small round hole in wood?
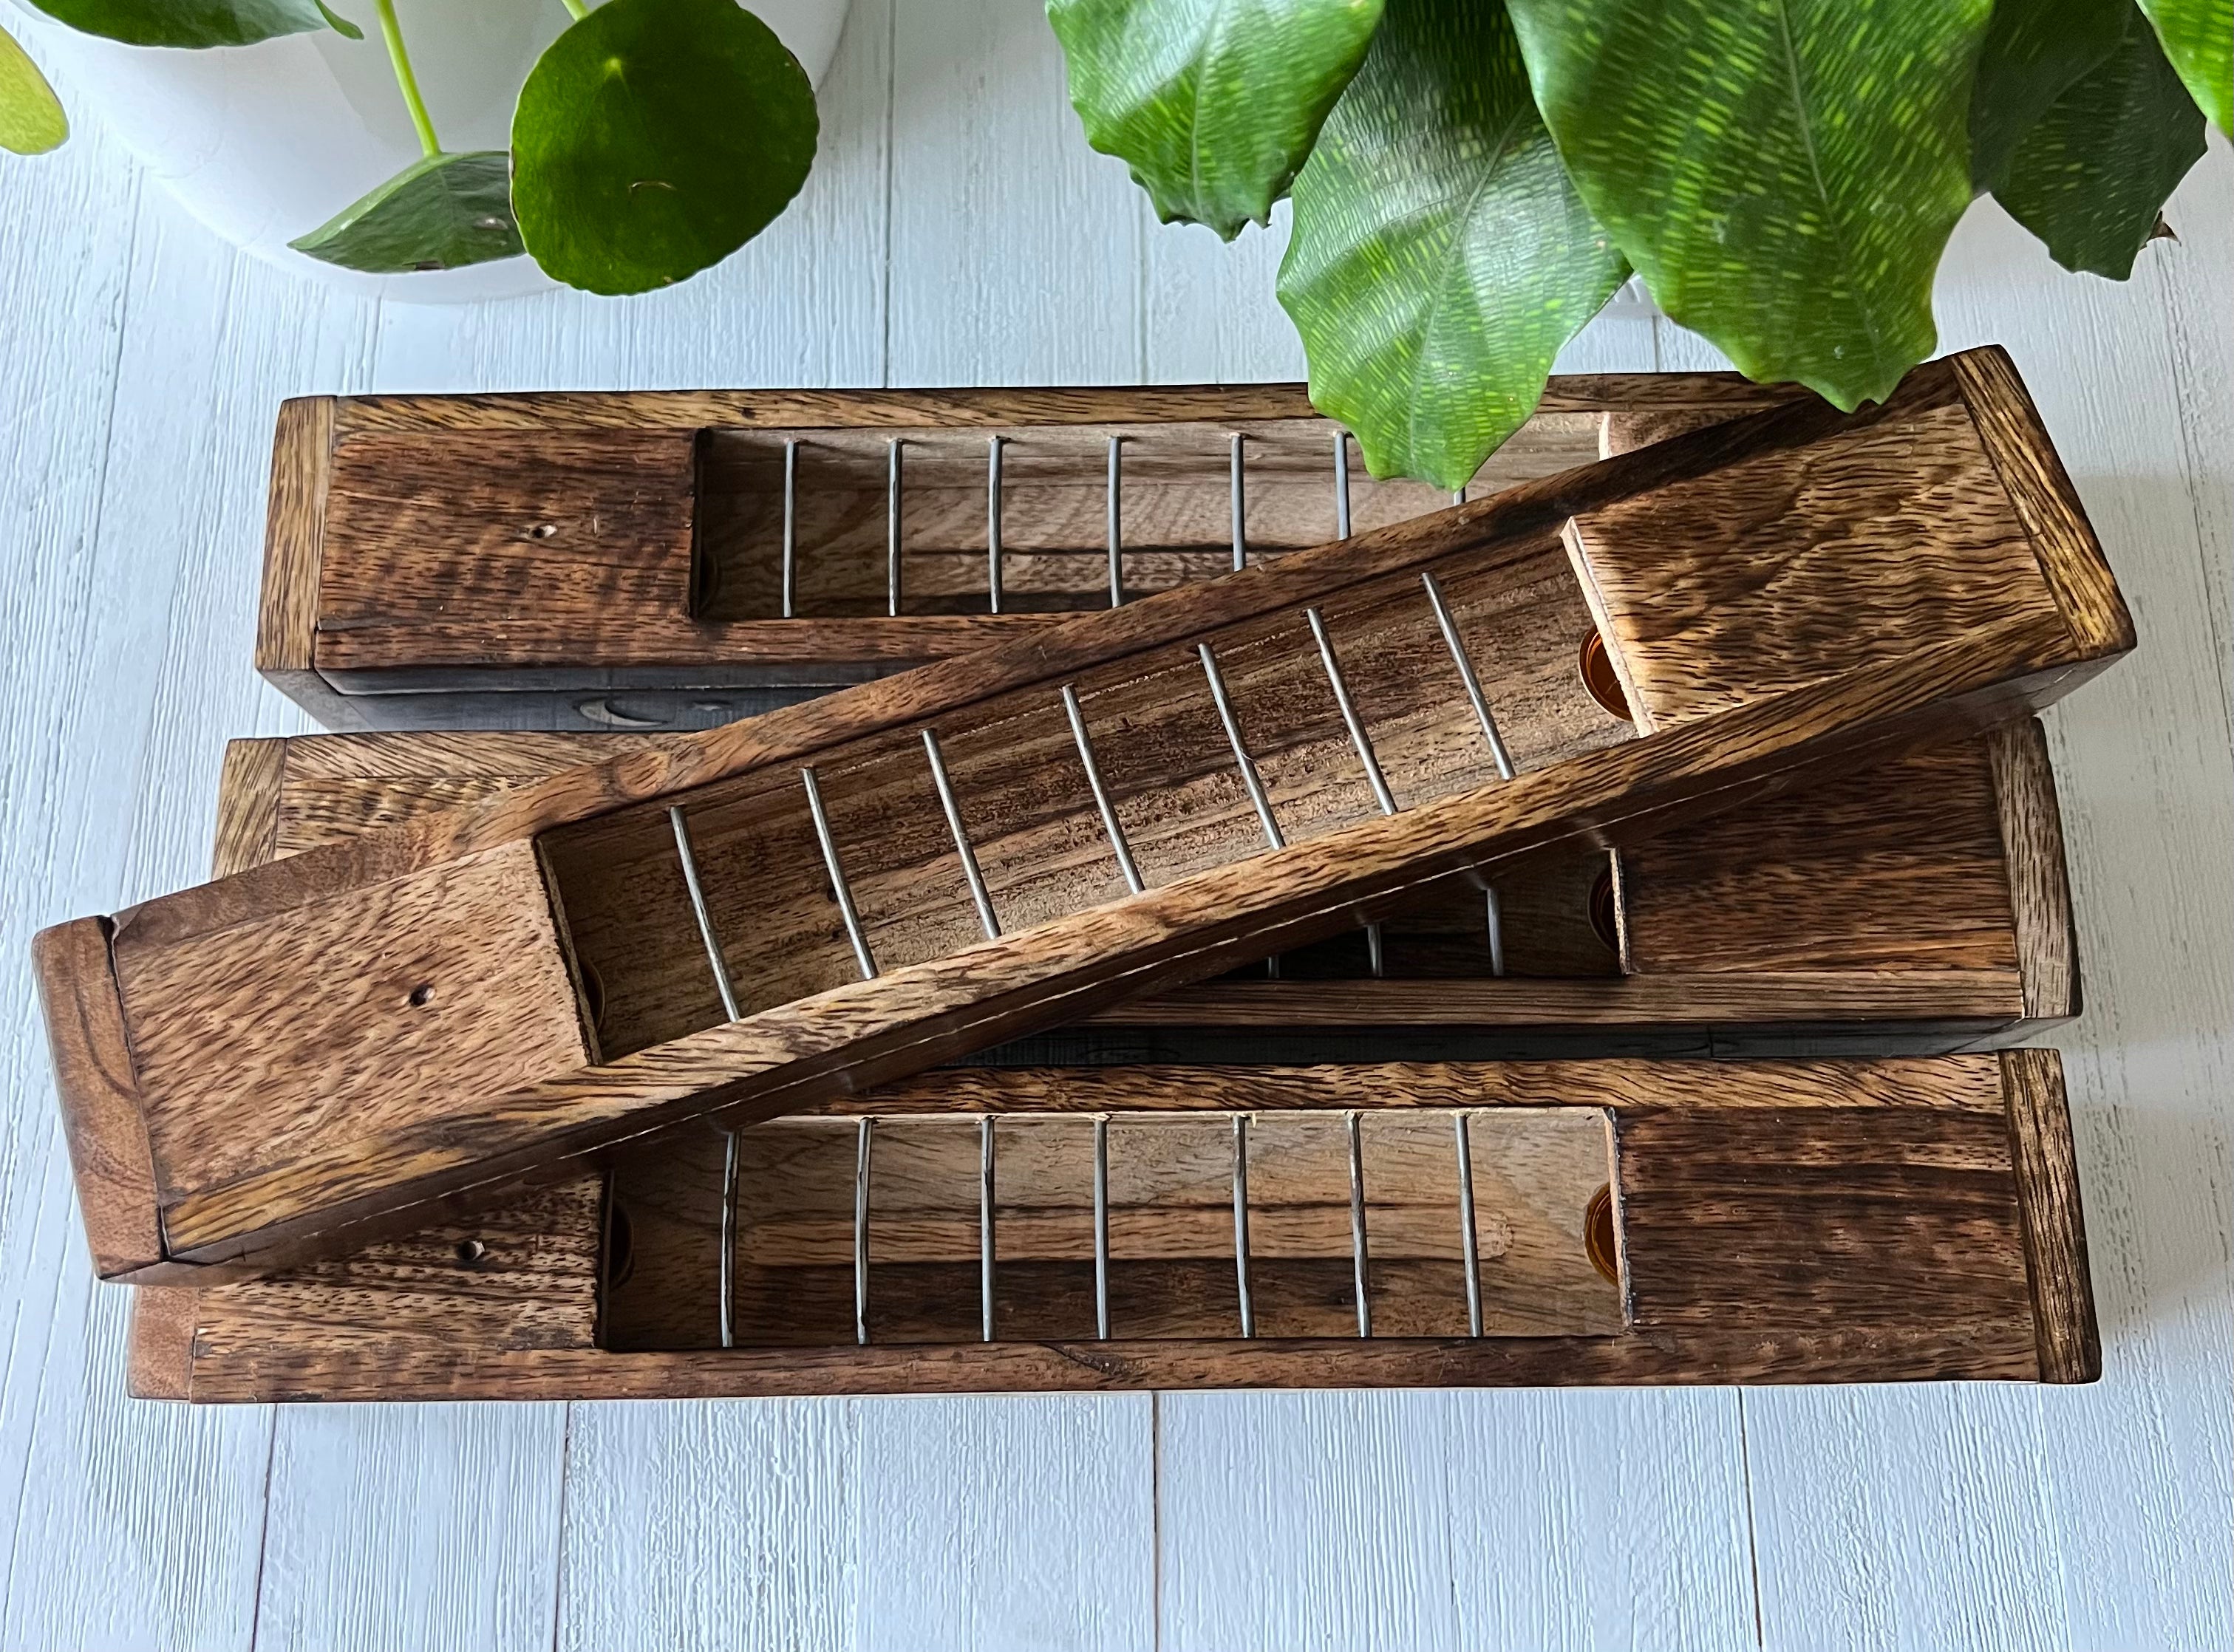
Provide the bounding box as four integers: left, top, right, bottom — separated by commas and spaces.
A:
454, 1238, 486, 1268
407, 983, 435, 1009
1589, 866, 1618, 955
1584, 1185, 1619, 1286
1579, 632, 1632, 722
527, 522, 559, 541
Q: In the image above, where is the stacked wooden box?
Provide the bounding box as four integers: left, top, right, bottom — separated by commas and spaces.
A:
42, 351, 2128, 1399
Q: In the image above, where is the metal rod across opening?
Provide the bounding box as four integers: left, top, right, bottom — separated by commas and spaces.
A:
1062, 683, 1145, 895
1420, 570, 1516, 780
1093, 1113, 1111, 1340
987, 436, 1005, 615
780, 439, 799, 620
980, 1116, 997, 1343
1106, 437, 1125, 607
1347, 1110, 1372, 1338
1233, 1114, 1255, 1337
802, 766, 879, 979
854, 1116, 874, 1346
922, 728, 1000, 940
1455, 1111, 1484, 1337
886, 439, 904, 617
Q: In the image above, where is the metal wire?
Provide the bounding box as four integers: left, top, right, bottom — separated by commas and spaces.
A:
802, 766, 879, 979
922, 728, 1001, 939
1062, 684, 1145, 895
1455, 1111, 1483, 1337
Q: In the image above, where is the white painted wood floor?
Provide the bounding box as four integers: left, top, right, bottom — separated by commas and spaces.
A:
1, 5, 2228, 1647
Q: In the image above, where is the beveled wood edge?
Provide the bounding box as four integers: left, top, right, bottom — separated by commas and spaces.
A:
174, 1320, 2043, 1403
154, 615, 2084, 1272
325, 374, 1806, 438
255, 397, 334, 676
126, 1287, 200, 1400
33, 918, 183, 1283
1986, 718, 2079, 1021
1559, 517, 1654, 732
312, 615, 1049, 675
1952, 347, 2136, 659
1999, 1047, 2102, 1383
211, 740, 287, 883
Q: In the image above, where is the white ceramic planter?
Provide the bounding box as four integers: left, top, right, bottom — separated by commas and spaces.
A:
6, 0, 849, 302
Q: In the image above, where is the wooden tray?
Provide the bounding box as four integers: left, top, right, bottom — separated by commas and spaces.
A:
257, 375, 1812, 730
37, 349, 2132, 1282
212, 717, 2077, 1051
128, 1051, 2097, 1399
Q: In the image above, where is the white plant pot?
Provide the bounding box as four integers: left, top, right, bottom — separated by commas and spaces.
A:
5, 0, 850, 303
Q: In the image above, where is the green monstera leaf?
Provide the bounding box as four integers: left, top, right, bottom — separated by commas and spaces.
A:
290, 151, 524, 274
2133, 0, 2232, 134
29, 0, 348, 48
1047, 0, 1385, 238
512, 0, 819, 296
1, 22, 68, 156
1507, 0, 1992, 411
1969, 0, 2131, 190
1998, 5, 2209, 277
1278, 0, 1627, 490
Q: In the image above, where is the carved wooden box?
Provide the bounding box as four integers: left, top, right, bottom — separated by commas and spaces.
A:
40, 349, 2129, 1291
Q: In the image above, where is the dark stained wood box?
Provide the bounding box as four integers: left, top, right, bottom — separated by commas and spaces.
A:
39, 350, 2132, 1286
123, 726, 2100, 1398
256, 376, 1813, 731
211, 716, 2078, 1054
129, 1051, 2098, 1400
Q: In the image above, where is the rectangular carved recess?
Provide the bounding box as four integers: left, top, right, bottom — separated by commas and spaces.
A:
543, 533, 1630, 1060
47, 349, 2132, 1283
606, 1103, 1621, 1350
137, 1054, 2097, 1400
273, 378, 1813, 729
692, 417, 1581, 621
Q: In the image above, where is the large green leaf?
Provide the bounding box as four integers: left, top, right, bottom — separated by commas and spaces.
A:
1, 21, 67, 156
1278, 0, 1627, 490
290, 151, 524, 274
1998, 5, 2207, 277
1046, 0, 1384, 239
29, 0, 343, 48
2134, 0, 2232, 134
1969, 0, 2129, 191
1508, 0, 1992, 410
511, 0, 819, 296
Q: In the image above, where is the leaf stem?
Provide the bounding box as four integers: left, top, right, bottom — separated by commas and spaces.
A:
375, 0, 441, 159
561, 0, 590, 20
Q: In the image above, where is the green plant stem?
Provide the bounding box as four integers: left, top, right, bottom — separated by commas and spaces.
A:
561, 0, 590, 21
375, 0, 441, 158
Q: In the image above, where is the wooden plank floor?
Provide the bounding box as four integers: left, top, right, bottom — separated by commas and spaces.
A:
0, 3, 2227, 1646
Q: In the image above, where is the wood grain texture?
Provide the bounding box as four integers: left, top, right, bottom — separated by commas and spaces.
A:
32, 918, 168, 1280
211, 736, 286, 881
255, 395, 333, 677
1951, 345, 2138, 659
2000, 1047, 2100, 1382
49, 361, 2131, 1278
1987, 717, 2080, 1020
151, 1055, 2055, 1399
4, 29, 2221, 1642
